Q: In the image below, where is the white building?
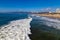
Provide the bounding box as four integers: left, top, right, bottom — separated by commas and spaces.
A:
56, 8, 60, 13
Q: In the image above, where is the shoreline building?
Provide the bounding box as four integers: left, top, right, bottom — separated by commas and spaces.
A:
56, 8, 60, 13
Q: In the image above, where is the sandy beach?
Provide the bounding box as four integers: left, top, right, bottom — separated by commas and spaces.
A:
34, 13, 60, 18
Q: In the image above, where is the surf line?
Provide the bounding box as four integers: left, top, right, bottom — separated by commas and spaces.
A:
0, 18, 32, 40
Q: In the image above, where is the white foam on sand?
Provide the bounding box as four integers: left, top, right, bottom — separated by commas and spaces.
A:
0, 18, 32, 40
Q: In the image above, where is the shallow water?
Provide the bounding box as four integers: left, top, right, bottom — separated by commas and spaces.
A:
30, 15, 60, 40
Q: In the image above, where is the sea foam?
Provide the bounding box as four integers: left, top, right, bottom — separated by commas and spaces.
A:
31, 15, 60, 29
39, 17, 60, 29
0, 18, 32, 40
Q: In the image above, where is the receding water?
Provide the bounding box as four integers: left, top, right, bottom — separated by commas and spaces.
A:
30, 15, 60, 40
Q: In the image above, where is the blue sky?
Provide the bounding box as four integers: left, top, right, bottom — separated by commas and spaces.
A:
0, 0, 60, 12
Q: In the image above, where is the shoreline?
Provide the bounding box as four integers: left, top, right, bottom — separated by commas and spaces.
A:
33, 13, 60, 19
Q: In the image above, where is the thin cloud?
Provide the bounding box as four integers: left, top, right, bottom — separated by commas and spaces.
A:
40, 8, 51, 12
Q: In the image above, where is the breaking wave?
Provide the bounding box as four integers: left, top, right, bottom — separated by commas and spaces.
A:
0, 18, 32, 40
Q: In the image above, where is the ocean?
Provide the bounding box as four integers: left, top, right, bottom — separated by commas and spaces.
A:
0, 13, 28, 26
0, 13, 60, 40
0, 13, 32, 40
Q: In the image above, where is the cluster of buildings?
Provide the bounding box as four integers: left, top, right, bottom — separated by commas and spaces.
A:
49, 8, 60, 13
42, 8, 60, 13
56, 8, 60, 13
31, 8, 60, 14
